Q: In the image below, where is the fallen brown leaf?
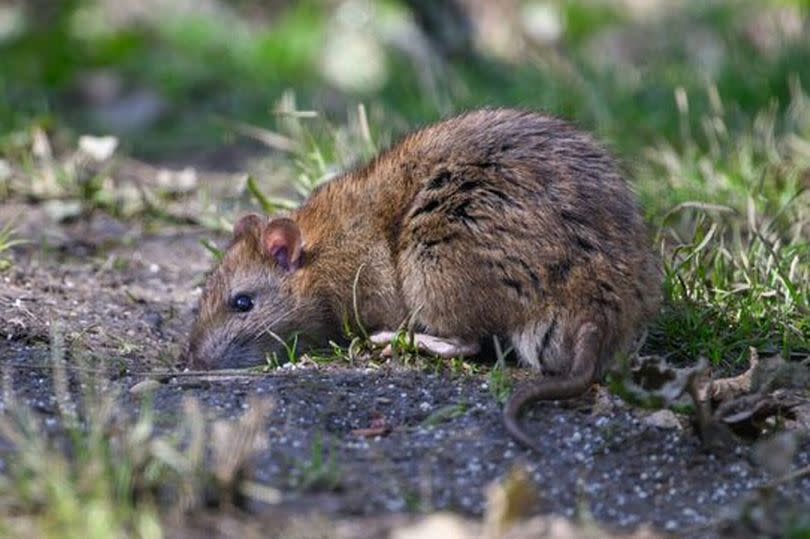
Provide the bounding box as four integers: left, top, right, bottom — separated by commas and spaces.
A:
642, 409, 683, 430
351, 412, 393, 438
715, 390, 805, 438
484, 466, 537, 539
704, 347, 759, 401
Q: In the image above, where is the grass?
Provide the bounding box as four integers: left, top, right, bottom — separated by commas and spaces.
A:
1, 1, 809, 536
263, 332, 300, 370
0, 220, 26, 271
488, 337, 513, 405
2, 1, 809, 158
642, 83, 810, 367
290, 434, 342, 493
419, 403, 469, 428
0, 329, 277, 538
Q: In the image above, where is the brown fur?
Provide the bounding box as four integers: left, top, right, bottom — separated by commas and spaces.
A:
186, 109, 662, 449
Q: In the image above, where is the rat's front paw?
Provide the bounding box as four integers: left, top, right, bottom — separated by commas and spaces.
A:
370, 331, 480, 358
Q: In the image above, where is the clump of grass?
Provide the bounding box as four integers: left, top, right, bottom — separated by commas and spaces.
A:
290, 434, 342, 493
386, 329, 422, 360
639, 79, 810, 216
654, 207, 808, 367
488, 337, 513, 404
0, 220, 26, 271
263, 332, 300, 370
199, 238, 224, 262
1, 126, 208, 227
240, 93, 378, 213
373, 328, 481, 375
644, 83, 810, 367
420, 403, 469, 428
2, 128, 117, 215
0, 327, 277, 538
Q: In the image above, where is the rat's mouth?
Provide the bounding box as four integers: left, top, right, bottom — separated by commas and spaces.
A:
187, 338, 275, 370
220, 338, 286, 369
221, 345, 266, 368
186, 329, 311, 370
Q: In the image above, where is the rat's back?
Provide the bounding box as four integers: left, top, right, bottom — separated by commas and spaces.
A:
377, 109, 660, 373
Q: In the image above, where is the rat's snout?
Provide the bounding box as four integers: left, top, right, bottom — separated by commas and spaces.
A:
185, 322, 228, 370
185, 326, 268, 370
184, 331, 217, 370
185, 338, 215, 370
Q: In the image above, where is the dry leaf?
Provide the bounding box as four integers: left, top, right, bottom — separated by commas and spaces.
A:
43, 199, 82, 222
391, 513, 477, 539
79, 135, 119, 161
0, 159, 11, 181
705, 347, 758, 401
484, 467, 537, 539
502, 516, 668, 539
715, 390, 805, 437
590, 385, 620, 416
642, 409, 683, 430
351, 412, 393, 438
623, 355, 709, 407
129, 379, 163, 394
788, 402, 810, 429
32, 127, 53, 161
156, 167, 198, 194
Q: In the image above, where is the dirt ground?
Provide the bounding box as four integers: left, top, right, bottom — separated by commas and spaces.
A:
1, 171, 809, 539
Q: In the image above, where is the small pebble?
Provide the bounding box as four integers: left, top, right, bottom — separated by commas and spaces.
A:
129, 379, 163, 394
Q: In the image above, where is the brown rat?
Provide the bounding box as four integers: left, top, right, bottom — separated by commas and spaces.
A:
186, 108, 661, 451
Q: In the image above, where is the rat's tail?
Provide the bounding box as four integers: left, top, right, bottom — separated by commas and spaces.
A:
503, 322, 600, 452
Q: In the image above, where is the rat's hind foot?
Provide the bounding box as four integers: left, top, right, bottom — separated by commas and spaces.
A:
369, 331, 480, 358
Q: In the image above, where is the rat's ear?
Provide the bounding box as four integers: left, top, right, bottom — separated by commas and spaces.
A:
261, 218, 303, 271
233, 213, 264, 240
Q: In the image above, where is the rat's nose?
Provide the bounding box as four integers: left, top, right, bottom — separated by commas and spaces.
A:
183, 340, 216, 370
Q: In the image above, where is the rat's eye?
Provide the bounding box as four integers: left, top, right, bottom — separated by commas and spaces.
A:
230, 293, 254, 313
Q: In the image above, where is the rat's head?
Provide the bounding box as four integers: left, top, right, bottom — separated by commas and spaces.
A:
186, 214, 323, 369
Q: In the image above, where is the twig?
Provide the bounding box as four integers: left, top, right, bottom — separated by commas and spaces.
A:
766, 463, 810, 489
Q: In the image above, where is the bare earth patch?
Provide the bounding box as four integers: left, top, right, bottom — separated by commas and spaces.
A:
1, 198, 808, 539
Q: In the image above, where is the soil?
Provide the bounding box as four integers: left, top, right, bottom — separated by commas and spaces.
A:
1, 171, 809, 539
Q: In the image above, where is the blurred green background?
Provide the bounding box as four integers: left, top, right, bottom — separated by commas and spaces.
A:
1, 0, 809, 159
